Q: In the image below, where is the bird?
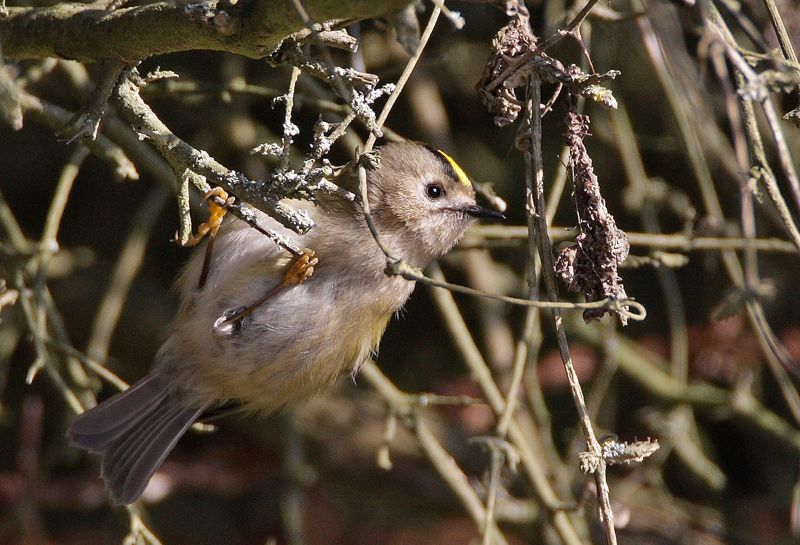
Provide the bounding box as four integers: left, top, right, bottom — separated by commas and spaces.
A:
68, 141, 505, 505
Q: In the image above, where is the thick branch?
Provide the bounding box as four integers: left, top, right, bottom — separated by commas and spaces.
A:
0, 0, 411, 61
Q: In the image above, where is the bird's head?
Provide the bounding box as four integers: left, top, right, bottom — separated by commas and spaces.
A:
365, 141, 504, 263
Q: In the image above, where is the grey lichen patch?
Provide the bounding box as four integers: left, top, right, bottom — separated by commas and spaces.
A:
579, 437, 660, 474
348, 82, 395, 137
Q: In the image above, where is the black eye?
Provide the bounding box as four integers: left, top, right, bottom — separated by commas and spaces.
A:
425, 183, 444, 199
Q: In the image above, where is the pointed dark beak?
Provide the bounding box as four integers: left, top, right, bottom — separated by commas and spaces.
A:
463, 204, 506, 222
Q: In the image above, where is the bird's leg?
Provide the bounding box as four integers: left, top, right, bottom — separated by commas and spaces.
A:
213, 250, 319, 336
180, 187, 234, 289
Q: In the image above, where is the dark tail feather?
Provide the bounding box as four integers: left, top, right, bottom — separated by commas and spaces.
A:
69, 375, 206, 505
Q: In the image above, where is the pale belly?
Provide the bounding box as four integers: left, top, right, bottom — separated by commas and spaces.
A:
158, 266, 411, 413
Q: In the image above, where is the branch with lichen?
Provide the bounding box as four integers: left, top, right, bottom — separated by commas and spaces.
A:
113, 66, 315, 234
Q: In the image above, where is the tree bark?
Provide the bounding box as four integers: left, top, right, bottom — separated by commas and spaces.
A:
0, 0, 411, 61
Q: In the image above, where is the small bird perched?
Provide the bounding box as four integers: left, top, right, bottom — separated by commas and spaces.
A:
69, 141, 504, 505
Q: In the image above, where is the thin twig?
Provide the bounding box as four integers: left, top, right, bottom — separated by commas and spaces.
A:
57, 59, 126, 144
280, 66, 301, 170
523, 75, 616, 544
702, 2, 800, 419
364, 3, 442, 154
760, 0, 800, 85
32, 145, 90, 296
113, 69, 314, 234
389, 260, 646, 318
124, 505, 163, 545
16, 86, 139, 180
427, 263, 585, 545
713, 26, 800, 238
539, 0, 601, 51
45, 337, 130, 392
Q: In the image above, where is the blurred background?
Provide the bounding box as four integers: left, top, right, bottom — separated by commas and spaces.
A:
2, 0, 800, 543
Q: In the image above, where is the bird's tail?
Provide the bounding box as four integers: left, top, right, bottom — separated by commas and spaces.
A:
68, 374, 206, 505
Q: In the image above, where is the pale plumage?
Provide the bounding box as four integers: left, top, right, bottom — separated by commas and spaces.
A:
69, 141, 503, 505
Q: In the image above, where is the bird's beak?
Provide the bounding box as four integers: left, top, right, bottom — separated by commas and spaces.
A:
462, 204, 506, 222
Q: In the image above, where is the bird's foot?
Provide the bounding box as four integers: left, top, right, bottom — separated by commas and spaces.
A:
181, 187, 233, 247
212, 250, 319, 337
281, 250, 319, 287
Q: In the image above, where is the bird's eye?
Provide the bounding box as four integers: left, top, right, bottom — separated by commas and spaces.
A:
425, 183, 444, 199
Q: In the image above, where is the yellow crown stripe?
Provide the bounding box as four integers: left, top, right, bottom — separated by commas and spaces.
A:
436, 149, 472, 188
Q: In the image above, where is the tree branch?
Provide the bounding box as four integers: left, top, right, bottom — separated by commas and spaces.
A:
0, 0, 411, 61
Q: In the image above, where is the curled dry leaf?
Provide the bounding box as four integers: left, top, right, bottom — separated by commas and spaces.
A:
475, 12, 537, 127
476, 13, 620, 127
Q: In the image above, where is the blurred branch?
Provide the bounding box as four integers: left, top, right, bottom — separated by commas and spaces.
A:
610, 102, 729, 492
470, 226, 800, 253
14, 396, 46, 545
1, 170, 95, 415
56, 60, 125, 144
360, 360, 511, 545
760, 0, 800, 123
697, 2, 800, 423
712, 27, 800, 252
85, 184, 171, 364
427, 264, 586, 545
124, 506, 163, 545
14, 85, 139, 180
281, 413, 313, 545
34, 145, 89, 293
45, 337, 129, 391
573, 319, 800, 453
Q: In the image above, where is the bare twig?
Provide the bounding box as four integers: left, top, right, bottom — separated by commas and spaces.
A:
538, 0, 600, 51
426, 263, 586, 544
15, 86, 139, 180
470, 225, 800, 253
524, 74, 616, 544
388, 258, 645, 318
124, 506, 163, 545
113, 68, 314, 234
760, 0, 800, 106
56, 59, 126, 144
